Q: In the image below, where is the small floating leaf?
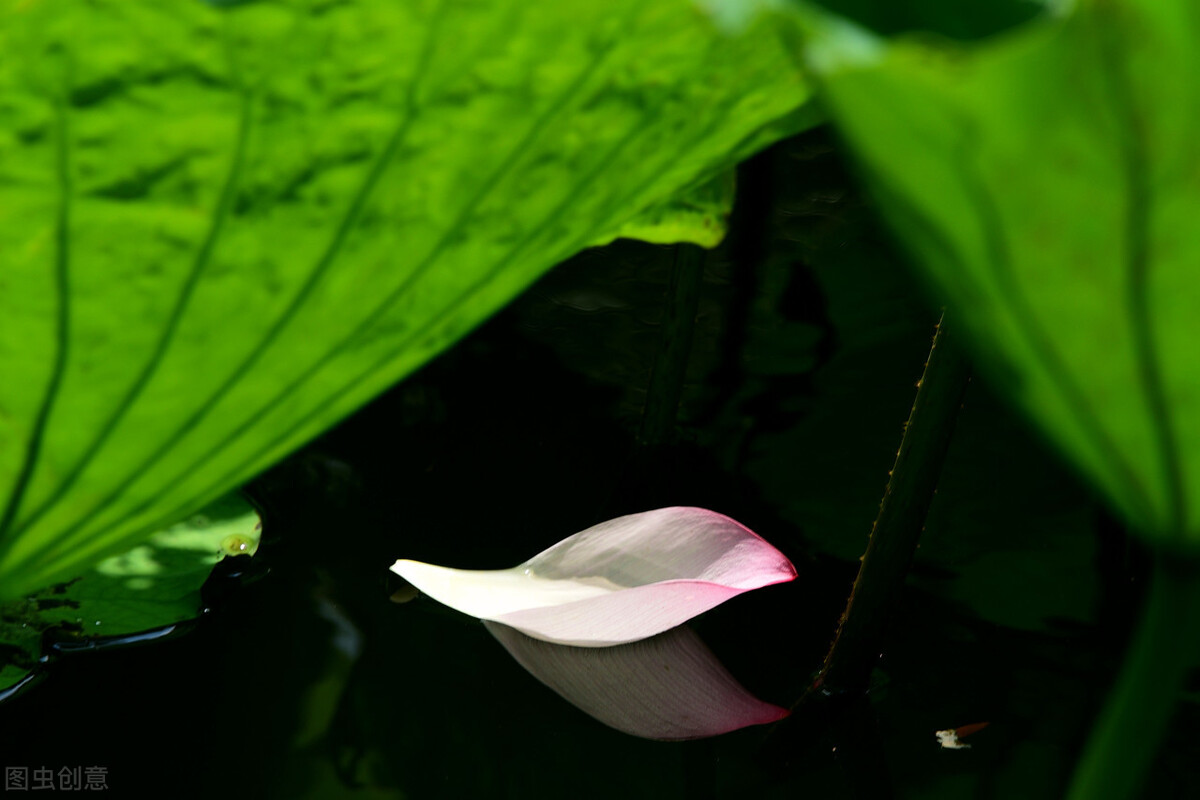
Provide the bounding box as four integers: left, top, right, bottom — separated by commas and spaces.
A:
0, 492, 260, 695
391, 507, 796, 646
487, 621, 789, 740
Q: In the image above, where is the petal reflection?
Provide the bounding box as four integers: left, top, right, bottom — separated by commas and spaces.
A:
485, 621, 789, 740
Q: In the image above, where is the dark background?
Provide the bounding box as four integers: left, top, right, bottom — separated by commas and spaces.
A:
3, 119, 1198, 798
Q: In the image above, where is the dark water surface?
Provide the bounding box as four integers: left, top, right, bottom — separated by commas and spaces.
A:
3, 129, 1198, 799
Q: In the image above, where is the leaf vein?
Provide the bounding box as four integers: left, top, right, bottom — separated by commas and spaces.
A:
16, 2, 448, 572
48, 36, 740, 566
0, 100, 74, 557
957, 139, 1157, 524
1101, 31, 1186, 533
7, 89, 256, 541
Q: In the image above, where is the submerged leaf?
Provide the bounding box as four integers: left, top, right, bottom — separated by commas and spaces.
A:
798, 0, 1200, 542
0, 0, 813, 600
391, 507, 796, 646
486, 621, 789, 740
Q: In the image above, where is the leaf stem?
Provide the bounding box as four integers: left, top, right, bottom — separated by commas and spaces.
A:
1067, 551, 1200, 800
638, 243, 706, 447
812, 313, 969, 696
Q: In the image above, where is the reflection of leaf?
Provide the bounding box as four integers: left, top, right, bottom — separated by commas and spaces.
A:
486, 621, 788, 740
392, 507, 796, 646
739, 136, 937, 561
912, 386, 1100, 632
0, 492, 259, 693
801, 0, 1200, 542
0, 620, 40, 694
0, 0, 813, 600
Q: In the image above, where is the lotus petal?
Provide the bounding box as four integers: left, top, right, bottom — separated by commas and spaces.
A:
390, 507, 795, 646
485, 621, 789, 740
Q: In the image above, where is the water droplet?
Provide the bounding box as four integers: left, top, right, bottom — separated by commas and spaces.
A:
221, 533, 257, 557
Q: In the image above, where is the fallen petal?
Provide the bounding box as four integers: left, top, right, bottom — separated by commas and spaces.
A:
391, 507, 796, 646
485, 621, 789, 740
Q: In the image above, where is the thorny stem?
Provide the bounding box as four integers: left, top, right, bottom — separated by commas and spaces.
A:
809, 313, 970, 698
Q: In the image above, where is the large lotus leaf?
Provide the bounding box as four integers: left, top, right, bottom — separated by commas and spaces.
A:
0, 0, 813, 600
794, 0, 1200, 542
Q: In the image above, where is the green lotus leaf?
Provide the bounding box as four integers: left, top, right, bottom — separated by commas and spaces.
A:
798, 0, 1200, 543
0, 492, 260, 693
0, 0, 814, 600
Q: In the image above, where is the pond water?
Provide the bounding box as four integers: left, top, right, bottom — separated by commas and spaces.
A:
2, 129, 1196, 799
